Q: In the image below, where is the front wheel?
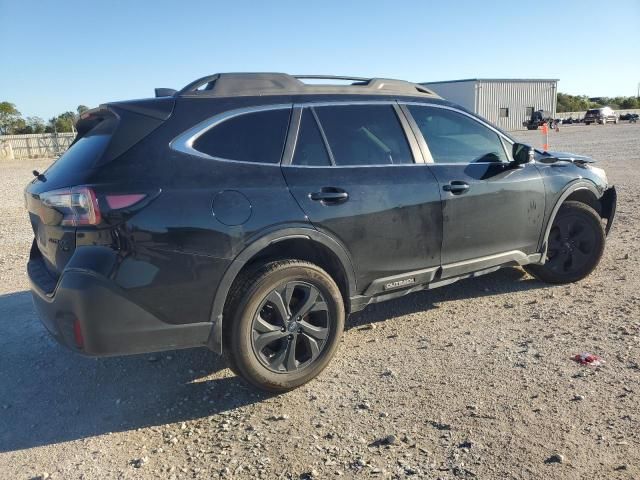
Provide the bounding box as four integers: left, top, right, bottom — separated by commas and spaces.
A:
223, 260, 345, 392
525, 201, 605, 284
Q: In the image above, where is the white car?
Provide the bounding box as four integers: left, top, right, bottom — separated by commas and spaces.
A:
584, 107, 619, 125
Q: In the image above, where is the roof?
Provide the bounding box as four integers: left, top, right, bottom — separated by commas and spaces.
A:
173, 73, 440, 98
421, 78, 559, 85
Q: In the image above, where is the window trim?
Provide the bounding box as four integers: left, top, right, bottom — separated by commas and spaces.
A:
399, 102, 513, 165
282, 101, 420, 168
169, 103, 293, 165
171, 100, 516, 167
310, 107, 336, 166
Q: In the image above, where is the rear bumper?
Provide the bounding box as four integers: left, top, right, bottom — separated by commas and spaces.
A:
28, 257, 212, 356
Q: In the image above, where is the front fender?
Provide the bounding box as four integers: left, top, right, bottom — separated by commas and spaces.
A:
600, 186, 617, 235
539, 179, 609, 258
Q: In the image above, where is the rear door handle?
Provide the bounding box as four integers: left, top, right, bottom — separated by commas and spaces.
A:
442, 181, 470, 194
309, 187, 349, 204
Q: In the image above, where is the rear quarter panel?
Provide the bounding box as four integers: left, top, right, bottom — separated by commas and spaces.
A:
77, 96, 310, 325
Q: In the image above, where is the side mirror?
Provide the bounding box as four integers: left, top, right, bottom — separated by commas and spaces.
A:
512, 143, 534, 166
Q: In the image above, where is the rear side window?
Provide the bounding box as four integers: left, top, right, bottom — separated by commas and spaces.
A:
408, 105, 508, 164
192, 108, 291, 164
292, 109, 331, 166
314, 105, 413, 166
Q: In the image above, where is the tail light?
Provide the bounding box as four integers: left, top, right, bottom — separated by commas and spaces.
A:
39, 187, 147, 226
105, 194, 147, 210
40, 187, 102, 226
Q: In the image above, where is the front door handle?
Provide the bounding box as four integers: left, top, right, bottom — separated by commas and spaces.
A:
309, 187, 349, 204
443, 181, 470, 194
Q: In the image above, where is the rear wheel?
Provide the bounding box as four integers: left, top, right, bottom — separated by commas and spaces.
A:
525, 201, 605, 284
224, 260, 345, 392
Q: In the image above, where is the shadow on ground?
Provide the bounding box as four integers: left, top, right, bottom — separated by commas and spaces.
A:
0, 267, 546, 452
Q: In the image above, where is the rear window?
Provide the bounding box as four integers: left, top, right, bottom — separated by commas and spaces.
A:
314, 105, 413, 166
292, 109, 331, 166
42, 133, 111, 181
193, 108, 291, 164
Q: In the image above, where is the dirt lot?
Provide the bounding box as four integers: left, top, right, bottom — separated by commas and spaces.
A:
1, 123, 639, 480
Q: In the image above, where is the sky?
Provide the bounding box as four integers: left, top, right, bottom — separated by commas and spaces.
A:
1, 0, 638, 119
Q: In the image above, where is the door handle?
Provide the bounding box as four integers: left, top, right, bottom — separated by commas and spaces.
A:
309, 187, 349, 204
443, 181, 470, 194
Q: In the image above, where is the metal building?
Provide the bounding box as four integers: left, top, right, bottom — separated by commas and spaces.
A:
420, 79, 558, 131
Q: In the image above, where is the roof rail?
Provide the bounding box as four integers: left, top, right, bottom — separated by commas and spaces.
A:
177, 73, 439, 98
294, 75, 371, 83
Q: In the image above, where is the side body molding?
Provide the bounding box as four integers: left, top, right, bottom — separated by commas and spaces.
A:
207, 227, 357, 353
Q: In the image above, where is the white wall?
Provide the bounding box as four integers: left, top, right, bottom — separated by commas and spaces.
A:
421, 81, 477, 111
478, 81, 557, 131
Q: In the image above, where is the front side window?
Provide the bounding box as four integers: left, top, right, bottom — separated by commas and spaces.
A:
407, 105, 509, 164
192, 108, 291, 163
313, 105, 413, 166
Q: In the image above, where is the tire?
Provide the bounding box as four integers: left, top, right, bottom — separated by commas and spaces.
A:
223, 260, 345, 392
585, 122, 591, 125
524, 201, 605, 284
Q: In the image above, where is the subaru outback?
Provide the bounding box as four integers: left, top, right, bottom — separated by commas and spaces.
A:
25, 73, 617, 391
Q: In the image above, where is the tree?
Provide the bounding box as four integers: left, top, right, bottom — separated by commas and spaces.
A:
556, 93, 640, 112
0, 102, 22, 134
77, 105, 89, 115
49, 112, 76, 133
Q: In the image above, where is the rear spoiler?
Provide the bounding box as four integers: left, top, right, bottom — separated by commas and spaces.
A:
73, 97, 175, 166
155, 88, 177, 98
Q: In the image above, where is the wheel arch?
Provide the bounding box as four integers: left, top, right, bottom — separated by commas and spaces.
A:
207, 227, 356, 353
539, 180, 603, 257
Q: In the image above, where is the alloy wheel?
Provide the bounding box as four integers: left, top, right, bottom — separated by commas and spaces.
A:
251, 281, 330, 373
546, 214, 597, 274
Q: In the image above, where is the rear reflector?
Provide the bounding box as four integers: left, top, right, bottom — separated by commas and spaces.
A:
105, 194, 146, 209
73, 319, 84, 349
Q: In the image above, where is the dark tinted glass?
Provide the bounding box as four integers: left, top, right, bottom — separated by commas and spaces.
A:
43, 133, 111, 180
408, 105, 508, 164
292, 109, 331, 166
314, 105, 413, 166
193, 108, 290, 163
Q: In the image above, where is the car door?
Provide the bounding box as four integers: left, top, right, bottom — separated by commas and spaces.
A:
281, 102, 442, 292
402, 103, 546, 278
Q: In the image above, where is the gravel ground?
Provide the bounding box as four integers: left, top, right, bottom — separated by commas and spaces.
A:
0, 123, 638, 480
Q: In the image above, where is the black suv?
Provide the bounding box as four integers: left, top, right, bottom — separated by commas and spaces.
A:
25, 73, 617, 391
